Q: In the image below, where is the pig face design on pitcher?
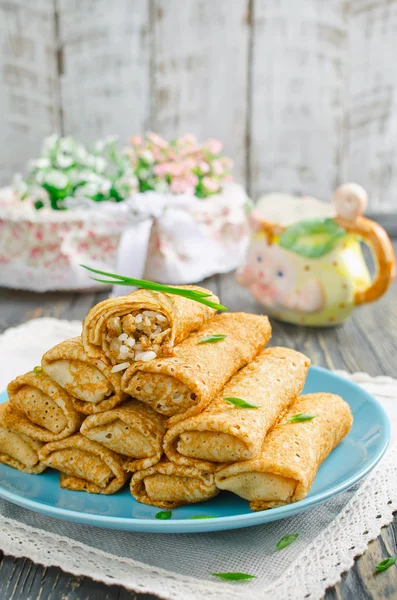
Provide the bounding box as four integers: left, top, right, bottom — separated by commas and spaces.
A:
237, 238, 325, 313
237, 184, 395, 326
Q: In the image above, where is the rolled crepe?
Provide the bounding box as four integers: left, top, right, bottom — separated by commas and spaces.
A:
6, 371, 82, 442
122, 313, 272, 425
0, 403, 46, 474
80, 400, 166, 472
42, 337, 127, 415
82, 285, 219, 368
39, 434, 129, 494
164, 347, 310, 471
215, 393, 353, 509
130, 460, 218, 509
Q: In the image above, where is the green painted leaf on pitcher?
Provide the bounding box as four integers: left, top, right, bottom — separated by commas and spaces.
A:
279, 218, 347, 258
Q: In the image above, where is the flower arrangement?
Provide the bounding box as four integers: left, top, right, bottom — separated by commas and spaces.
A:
14, 133, 234, 211
126, 133, 233, 198
14, 135, 138, 210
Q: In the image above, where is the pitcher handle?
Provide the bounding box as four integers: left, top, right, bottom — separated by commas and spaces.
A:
332, 182, 396, 306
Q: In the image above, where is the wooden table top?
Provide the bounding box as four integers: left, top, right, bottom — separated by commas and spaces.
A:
0, 270, 396, 600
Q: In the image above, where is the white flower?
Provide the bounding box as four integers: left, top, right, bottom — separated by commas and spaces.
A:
99, 178, 112, 194
138, 168, 150, 179
59, 137, 75, 154
155, 180, 170, 193
75, 182, 100, 198
35, 170, 46, 184
74, 145, 89, 163
95, 157, 107, 173
56, 152, 74, 169
29, 158, 51, 170
13, 173, 28, 197
104, 135, 118, 145
140, 150, 154, 163
43, 169, 69, 189
41, 134, 59, 155
30, 186, 50, 204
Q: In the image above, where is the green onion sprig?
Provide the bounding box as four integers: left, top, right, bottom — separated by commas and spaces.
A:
81, 265, 227, 311
223, 397, 259, 409
286, 413, 316, 423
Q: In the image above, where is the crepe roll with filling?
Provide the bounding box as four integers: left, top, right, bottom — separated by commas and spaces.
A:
122, 313, 272, 425
39, 434, 129, 494
82, 285, 219, 369
0, 403, 46, 474
6, 371, 82, 442
42, 337, 127, 415
130, 460, 218, 509
80, 400, 166, 472
215, 393, 353, 509
164, 347, 310, 471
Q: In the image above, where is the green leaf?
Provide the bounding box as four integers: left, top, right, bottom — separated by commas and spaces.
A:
286, 413, 316, 423
223, 397, 259, 409
199, 334, 227, 344
375, 556, 397, 572
81, 265, 228, 312
276, 534, 299, 550
279, 218, 347, 258
155, 510, 172, 520
188, 515, 218, 519
33, 366, 43, 375
211, 572, 256, 581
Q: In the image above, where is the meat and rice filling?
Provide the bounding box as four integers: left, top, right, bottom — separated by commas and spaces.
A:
106, 310, 170, 372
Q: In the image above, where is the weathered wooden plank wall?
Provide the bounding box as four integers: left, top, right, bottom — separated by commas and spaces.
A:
0, 0, 396, 211
0, 0, 60, 184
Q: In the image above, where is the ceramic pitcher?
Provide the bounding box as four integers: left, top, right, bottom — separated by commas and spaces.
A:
237, 184, 396, 326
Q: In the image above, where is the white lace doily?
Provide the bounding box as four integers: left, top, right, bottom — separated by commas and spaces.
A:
0, 319, 396, 600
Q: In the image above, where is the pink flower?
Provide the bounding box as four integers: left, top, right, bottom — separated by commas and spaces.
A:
185, 172, 199, 186
170, 178, 195, 195
182, 157, 199, 170
222, 157, 234, 170
181, 144, 202, 156
205, 138, 223, 154
146, 132, 168, 149
131, 136, 143, 146
154, 163, 167, 176
202, 176, 220, 193
177, 134, 197, 146
212, 160, 224, 175
199, 161, 210, 174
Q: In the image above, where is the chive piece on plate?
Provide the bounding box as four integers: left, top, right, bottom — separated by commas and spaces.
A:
155, 510, 172, 520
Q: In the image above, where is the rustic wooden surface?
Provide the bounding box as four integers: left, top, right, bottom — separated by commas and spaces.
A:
1, 0, 397, 210
0, 266, 396, 598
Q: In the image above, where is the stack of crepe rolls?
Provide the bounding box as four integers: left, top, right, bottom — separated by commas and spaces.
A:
6, 371, 83, 442
82, 286, 220, 368
1, 284, 353, 509
42, 337, 127, 414
0, 403, 46, 474
39, 434, 128, 494
130, 460, 218, 509
80, 400, 166, 472
121, 312, 272, 425
215, 393, 353, 509
163, 347, 310, 471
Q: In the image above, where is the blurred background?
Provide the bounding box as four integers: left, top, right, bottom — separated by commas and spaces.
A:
1, 0, 396, 218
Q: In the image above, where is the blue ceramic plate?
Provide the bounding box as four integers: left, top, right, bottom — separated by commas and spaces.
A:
0, 366, 389, 533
